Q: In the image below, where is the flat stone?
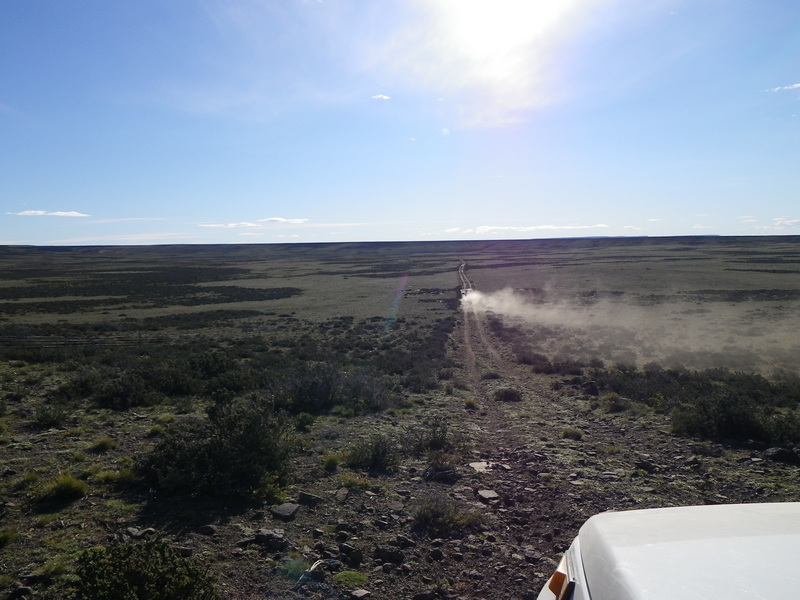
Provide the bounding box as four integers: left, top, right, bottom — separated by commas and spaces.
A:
256, 528, 289, 550
469, 461, 490, 472
351, 590, 371, 599
270, 503, 300, 521
374, 546, 405, 564
298, 491, 324, 506
477, 489, 499, 503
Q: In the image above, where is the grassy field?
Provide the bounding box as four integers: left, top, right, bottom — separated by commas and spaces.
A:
1, 236, 800, 599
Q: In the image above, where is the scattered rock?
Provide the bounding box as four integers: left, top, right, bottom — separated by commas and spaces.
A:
270, 503, 300, 521
351, 590, 371, 599
299, 491, 325, 507
198, 524, 217, 536
125, 527, 156, 539
256, 528, 289, 551
374, 546, 405, 564
477, 489, 500, 503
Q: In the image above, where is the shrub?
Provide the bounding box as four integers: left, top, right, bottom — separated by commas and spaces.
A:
336, 472, 371, 490
322, 454, 340, 472
294, 412, 316, 432
0, 527, 19, 548
408, 416, 450, 455
74, 538, 216, 600
33, 401, 69, 428
561, 428, 584, 441
38, 473, 88, 505
671, 391, 766, 442
493, 388, 522, 403
333, 571, 368, 588
412, 495, 483, 538
140, 396, 293, 500
89, 436, 117, 453
597, 392, 631, 413
345, 433, 400, 472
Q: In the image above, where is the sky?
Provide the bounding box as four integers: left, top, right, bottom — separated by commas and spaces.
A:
2, 0, 799, 246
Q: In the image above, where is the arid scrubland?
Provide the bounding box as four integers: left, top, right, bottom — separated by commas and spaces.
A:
2, 237, 800, 600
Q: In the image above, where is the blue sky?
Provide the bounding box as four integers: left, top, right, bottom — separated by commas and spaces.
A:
2, 0, 799, 245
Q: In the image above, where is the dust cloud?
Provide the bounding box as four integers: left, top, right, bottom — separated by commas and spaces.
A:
462, 288, 800, 374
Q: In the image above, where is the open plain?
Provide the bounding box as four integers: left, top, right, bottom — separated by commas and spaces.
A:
2, 236, 800, 600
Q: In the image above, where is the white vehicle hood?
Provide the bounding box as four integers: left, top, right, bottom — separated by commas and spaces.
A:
579, 502, 800, 600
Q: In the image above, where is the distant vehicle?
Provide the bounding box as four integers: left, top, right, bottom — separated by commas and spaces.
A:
538, 502, 800, 600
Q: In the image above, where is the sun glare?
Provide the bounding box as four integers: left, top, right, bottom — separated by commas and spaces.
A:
434, 0, 583, 81
414, 0, 592, 125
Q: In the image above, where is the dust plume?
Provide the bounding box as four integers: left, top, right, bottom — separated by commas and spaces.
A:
462, 288, 800, 374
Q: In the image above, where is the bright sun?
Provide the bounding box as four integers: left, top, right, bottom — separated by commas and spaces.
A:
433, 0, 586, 84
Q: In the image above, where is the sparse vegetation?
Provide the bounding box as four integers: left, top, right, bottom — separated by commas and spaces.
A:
4, 239, 800, 599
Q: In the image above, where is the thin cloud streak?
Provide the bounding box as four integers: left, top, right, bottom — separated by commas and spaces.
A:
446, 224, 610, 235
258, 217, 310, 224
8, 210, 90, 217
49, 233, 197, 244
769, 83, 800, 92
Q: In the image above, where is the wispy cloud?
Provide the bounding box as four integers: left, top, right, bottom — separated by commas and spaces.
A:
475, 224, 609, 234
258, 217, 309, 224
447, 223, 609, 235
773, 217, 800, 228
89, 217, 169, 224
50, 232, 196, 244
8, 210, 90, 217
623, 225, 642, 231
691, 224, 713, 229
198, 218, 370, 231
198, 222, 261, 229
769, 83, 800, 92
371, 94, 391, 100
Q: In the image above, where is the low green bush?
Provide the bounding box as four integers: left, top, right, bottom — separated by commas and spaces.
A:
345, 433, 400, 472
412, 494, 483, 538
88, 436, 117, 453
74, 539, 216, 600
493, 388, 522, 402
0, 527, 18, 548
333, 571, 368, 588
408, 416, 451, 455
38, 473, 88, 505
139, 396, 293, 500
